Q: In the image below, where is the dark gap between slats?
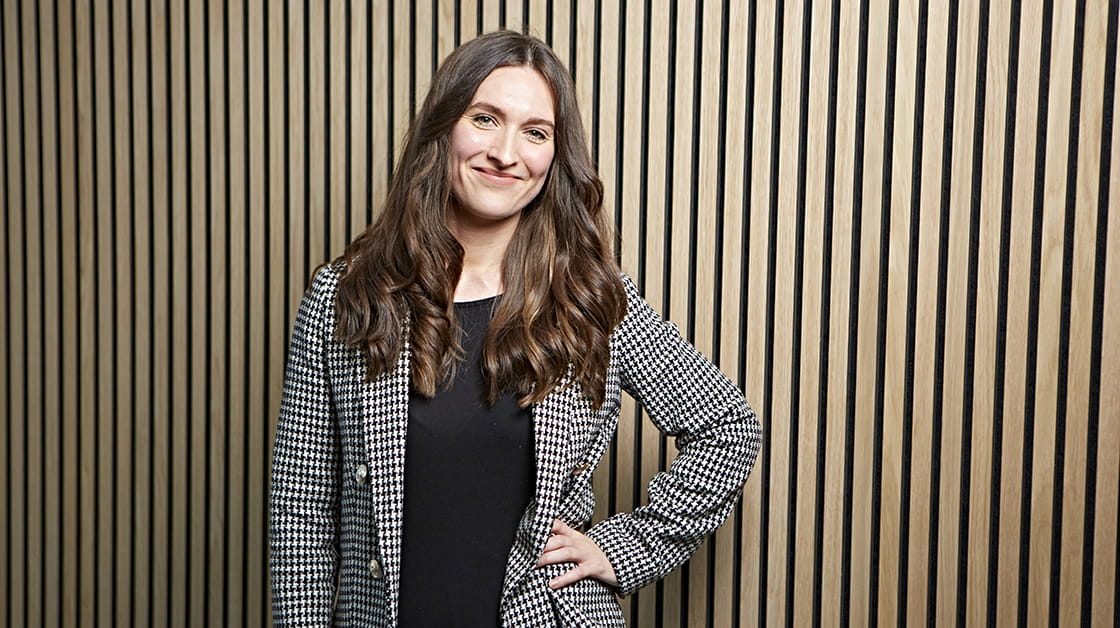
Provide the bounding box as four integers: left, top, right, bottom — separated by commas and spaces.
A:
387, 0, 395, 175
409, 0, 416, 123
324, 2, 332, 261
240, 0, 253, 622
454, 0, 460, 48
547, 0, 554, 45
612, 0, 626, 268
261, 1, 273, 620
223, 0, 234, 618
202, 0, 215, 619
367, 0, 374, 225
163, 1, 177, 623
183, 0, 195, 619
130, 1, 142, 617
145, 2, 157, 622
592, 0, 602, 169
111, 1, 126, 620
82, 1, 103, 623
222, 0, 234, 617
346, 0, 354, 243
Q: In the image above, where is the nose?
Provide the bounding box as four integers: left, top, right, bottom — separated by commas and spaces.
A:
486, 129, 518, 168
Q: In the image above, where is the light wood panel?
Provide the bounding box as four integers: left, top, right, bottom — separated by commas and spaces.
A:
4, 1, 1118, 626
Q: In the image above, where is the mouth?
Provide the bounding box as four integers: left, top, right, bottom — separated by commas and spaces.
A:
473, 166, 522, 185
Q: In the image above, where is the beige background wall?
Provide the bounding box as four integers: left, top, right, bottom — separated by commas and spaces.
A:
3, 0, 1118, 626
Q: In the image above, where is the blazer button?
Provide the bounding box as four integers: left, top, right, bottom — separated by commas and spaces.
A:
355, 464, 369, 485
571, 461, 591, 475
369, 557, 383, 579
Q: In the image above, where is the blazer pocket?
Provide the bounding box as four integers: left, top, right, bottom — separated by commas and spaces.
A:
540, 564, 625, 627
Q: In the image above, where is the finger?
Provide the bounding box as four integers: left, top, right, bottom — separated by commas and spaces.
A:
536, 546, 580, 566
551, 518, 572, 535
549, 564, 586, 589
542, 534, 571, 552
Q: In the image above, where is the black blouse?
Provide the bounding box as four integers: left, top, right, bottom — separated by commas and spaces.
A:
397, 296, 536, 627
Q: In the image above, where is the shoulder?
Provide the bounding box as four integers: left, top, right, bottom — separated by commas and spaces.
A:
613, 273, 667, 336
293, 261, 347, 332
310, 260, 347, 292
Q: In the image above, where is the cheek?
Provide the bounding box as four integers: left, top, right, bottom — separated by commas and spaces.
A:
527, 149, 556, 181
449, 126, 483, 162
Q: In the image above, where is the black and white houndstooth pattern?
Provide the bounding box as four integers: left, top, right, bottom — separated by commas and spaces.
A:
270, 263, 763, 627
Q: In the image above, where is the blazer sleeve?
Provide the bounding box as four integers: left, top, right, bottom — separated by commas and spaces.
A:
586, 275, 762, 597
270, 266, 341, 626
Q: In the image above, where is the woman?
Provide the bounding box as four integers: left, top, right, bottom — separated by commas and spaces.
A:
270, 30, 761, 627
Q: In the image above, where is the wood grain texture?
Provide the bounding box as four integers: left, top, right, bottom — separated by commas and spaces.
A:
4, 1, 1117, 625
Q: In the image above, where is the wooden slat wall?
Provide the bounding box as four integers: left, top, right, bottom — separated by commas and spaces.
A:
4, 1, 1118, 626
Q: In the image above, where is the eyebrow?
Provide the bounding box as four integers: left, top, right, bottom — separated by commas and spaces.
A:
469, 101, 555, 130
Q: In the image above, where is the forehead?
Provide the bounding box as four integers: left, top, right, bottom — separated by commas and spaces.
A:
470, 66, 556, 122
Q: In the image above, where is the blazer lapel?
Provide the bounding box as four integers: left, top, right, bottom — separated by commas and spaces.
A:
499, 371, 576, 610
360, 338, 411, 611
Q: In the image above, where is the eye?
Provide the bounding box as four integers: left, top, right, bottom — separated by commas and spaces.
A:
471, 114, 497, 128
525, 128, 551, 144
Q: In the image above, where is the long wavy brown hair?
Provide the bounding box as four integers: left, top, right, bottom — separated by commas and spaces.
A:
334, 30, 626, 408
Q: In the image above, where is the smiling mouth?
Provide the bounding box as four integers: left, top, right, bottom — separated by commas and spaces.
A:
473, 167, 522, 184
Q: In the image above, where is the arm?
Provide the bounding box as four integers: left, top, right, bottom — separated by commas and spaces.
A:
585, 275, 762, 596
270, 267, 341, 626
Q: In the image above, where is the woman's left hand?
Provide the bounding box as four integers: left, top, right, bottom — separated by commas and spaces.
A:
536, 518, 620, 589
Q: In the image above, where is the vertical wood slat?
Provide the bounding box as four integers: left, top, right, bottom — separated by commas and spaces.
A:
225, 1, 247, 624
0, 1, 8, 622
245, 0, 268, 623
1093, 33, 1120, 627
0, 0, 7, 617
1, 7, 29, 628
3, 1, 1118, 626
185, 2, 207, 625
148, 1, 171, 625
37, 0, 63, 625
168, 2, 191, 626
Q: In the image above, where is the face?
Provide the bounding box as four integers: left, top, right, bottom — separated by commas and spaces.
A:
447, 65, 557, 233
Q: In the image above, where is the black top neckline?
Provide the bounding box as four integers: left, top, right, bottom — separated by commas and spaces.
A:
453, 293, 501, 308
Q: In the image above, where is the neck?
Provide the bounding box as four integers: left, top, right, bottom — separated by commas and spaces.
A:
449, 216, 518, 302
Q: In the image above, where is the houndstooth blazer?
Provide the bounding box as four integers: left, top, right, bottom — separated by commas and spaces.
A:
270, 262, 762, 627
